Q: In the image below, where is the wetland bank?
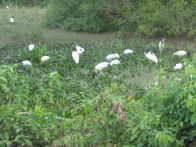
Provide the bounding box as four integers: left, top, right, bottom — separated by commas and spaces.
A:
0, 1, 195, 146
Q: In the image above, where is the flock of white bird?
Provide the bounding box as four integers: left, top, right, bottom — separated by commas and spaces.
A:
71, 38, 190, 77
5, 6, 190, 75
22, 44, 50, 66
21, 40, 189, 78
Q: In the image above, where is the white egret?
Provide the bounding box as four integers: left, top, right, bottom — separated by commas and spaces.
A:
22, 60, 32, 66
106, 53, 120, 61
41, 56, 50, 63
110, 59, 120, 66
10, 16, 14, 23
174, 63, 182, 70
28, 44, 35, 51
123, 49, 134, 55
6, 6, 9, 9
174, 51, 190, 57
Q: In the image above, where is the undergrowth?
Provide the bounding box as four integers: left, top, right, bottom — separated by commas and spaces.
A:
0, 39, 195, 146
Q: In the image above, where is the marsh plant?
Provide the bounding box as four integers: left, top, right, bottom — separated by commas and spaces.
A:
0, 39, 195, 146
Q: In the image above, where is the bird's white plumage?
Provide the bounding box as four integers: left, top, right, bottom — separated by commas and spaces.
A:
28, 44, 35, 51
124, 49, 134, 55
95, 62, 109, 71
6, 6, 9, 9
106, 53, 120, 61
22, 60, 32, 66
175, 78, 181, 81
10, 17, 14, 23
75, 45, 84, 55
41, 56, 49, 63
144, 51, 158, 63
159, 40, 164, 52
174, 63, 182, 70
72, 51, 79, 64
174, 51, 187, 56
110, 59, 120, 66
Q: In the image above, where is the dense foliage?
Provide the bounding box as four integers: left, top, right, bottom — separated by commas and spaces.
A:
44, 0, 117, 33
0, 0, 50, 7
0, 39, 195, 146
45, 0, 196, 37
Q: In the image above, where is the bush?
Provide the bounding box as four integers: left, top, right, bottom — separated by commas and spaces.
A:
137, 0, 196, 37
44, 0, 196, 37
44, 0, 117, 33
0, 0, 50, 7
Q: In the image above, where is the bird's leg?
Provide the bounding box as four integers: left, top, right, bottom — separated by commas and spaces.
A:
149, 63, 152, 72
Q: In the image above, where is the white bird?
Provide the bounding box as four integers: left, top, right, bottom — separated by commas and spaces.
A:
175, 78, 181, 81
6, 6, 9, 9
22, 60, 32, 66
123, 49, 134, 55
159, 39, 165, 52
72, 49, 79, 64
106, 53, 120, 61
93, 62, 110, 77
110, 59, 120, 66
10, 16, 14, 23
41, 56, 50, 63
72, 45, 84, 56
28, 44, 35, 51
174, 63, 182, 70
144, 48, 158, 63
174, 51, 190, 57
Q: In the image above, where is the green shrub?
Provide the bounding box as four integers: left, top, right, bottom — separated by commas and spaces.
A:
44, 0, 196, 37
136, 0, 196, 37
0, 0, 50, 7
44, 0, 117, 33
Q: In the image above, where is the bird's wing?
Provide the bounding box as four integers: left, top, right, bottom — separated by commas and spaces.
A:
72, 52, 79, 64
151, 53, 158, 63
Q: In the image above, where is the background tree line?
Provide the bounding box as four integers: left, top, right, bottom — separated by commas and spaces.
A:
1, 0, 196, 37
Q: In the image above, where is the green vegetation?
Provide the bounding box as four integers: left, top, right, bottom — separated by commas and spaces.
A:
0, 0, 49, 7
0, 39, 195, 146
0, 7, 116, 48
45, 0, 196, 37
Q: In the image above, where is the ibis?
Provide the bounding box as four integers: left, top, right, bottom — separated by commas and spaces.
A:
159, 38, 165, 52
174, 51, 190, 57
110, 59, 120, 66
144, 48, 158, 63
123, 49, 134, 55
22, 60, 32, 66
41, 56, 50, 63
93, 62, 110, 78
106, 53, 120, 61
174, 63, 182, 70
72, 48, 79, 64
10, 16, 14, 23
28, 44, 35, 51
72, 44, 84, 56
